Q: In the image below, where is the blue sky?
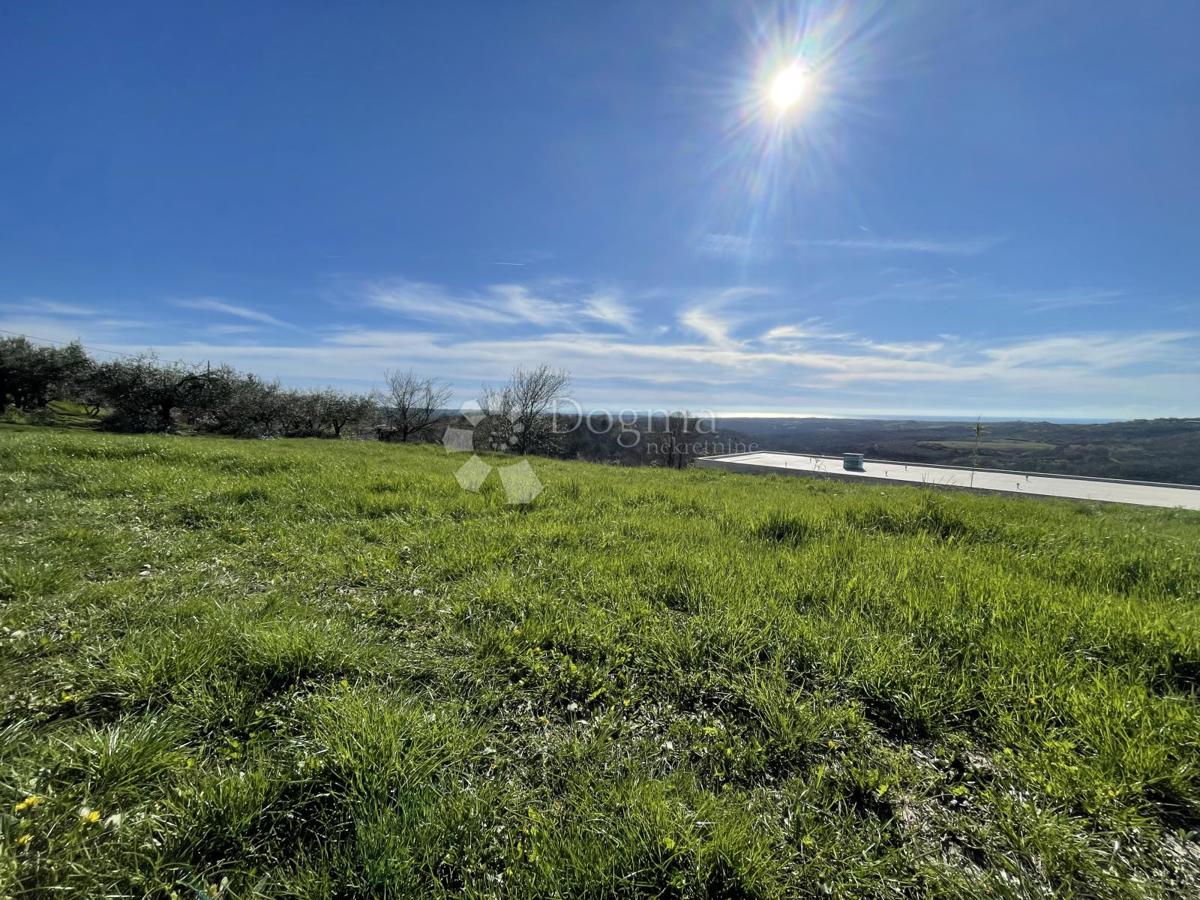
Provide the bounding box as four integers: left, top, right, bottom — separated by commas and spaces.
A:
2, 1, 1197, 418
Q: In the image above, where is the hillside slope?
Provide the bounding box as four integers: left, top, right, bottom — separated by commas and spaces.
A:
2, 429, 1199, 897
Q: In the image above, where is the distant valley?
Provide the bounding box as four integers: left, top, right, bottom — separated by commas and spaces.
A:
717, 417, 1200, 486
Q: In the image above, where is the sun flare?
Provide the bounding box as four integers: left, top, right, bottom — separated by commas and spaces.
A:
768, 63, 810, 112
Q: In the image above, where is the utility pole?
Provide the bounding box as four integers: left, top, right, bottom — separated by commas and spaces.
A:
971, 416, 985, 487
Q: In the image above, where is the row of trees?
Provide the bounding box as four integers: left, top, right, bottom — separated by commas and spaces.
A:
0, 336, 576, 447
0, 338, 92, 415
1, 336, 392, 438
2, 335, 720, 466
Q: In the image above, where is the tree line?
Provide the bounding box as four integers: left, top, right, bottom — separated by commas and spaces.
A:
1, 335, 731, 465
0, 336, 573, 446
2, 336, 412, 439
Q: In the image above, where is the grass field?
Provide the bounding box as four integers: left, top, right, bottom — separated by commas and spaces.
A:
2, 428, 1199, 897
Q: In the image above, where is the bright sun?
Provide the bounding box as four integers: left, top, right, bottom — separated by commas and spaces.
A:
768, 63, 810, 113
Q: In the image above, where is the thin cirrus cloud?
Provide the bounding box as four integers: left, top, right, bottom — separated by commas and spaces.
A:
28, 310, 1195, 417
365, 280, 517, 325
180, 324, 1199, 416
793, 235, 1005, 255
173, 297, 300, 331
697, 232, 769, 260
677, 287, 775, 349
1015, 288, 1123, 313
761, 321, 855, 343
981, 330, 1198, 370
0, 298, 100, 317
205, 323, 263, 336
698, 233, 1004, 262
680, 308, 740, 348
366, 278, 636, 332
580, 293, 636, 332
7, 273, 1195, 417
366, 279, 568, 326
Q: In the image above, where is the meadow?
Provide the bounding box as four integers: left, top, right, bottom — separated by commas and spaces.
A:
1, 427, 1198, 898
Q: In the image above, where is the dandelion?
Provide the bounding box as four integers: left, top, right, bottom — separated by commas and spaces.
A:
78, 805, 101, 824
14, 795, 42, 813
15, 833, 32, 847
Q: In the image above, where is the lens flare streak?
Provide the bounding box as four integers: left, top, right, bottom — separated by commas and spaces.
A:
696, 2, 896, 262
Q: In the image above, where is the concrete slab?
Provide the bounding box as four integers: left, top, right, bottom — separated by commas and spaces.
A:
695, 452, 1200, 511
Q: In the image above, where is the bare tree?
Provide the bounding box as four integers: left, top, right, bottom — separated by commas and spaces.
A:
480, 364, 570, 455
380, 370, 451, 442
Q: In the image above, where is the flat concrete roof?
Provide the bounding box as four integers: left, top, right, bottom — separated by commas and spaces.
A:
696, 452, 1200, 511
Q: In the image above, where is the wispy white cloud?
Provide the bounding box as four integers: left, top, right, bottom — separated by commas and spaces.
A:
854, 339, 946, 358
1015, 288, 1122, 313
795, 235, 1004, 256
761, 320, 854, 343
366, 278, 639, 332
365, 279, 575, 327
173, 297, 299, 331
366, 280, 515, 325
205, 323, 261, 336
698, 233, 1003, 265
96, 318, 152, 329
697, 233, 769, 260
0, 299, 98, 316
103, 325, 1197, 418
490, 284, 573, 325
677, 286, 770, 348
680, 308, 739, 348
762, 324, 818, 342
581, 292, 636, 331
8, 273, 1197, 418
982, 331, 1196, 370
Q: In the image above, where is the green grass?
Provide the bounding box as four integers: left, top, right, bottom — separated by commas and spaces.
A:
0, 401, 101, 431
2, 428, 1199, 898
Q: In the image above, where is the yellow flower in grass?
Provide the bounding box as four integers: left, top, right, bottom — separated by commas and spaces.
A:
15, 833, 32, 847
78, 805, 101, 824
13, 795, 42, 813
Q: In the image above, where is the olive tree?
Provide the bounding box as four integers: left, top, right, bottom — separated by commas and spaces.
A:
90, 355, 214, 432
317, 389, 375, 438
0, 337, 92, 412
